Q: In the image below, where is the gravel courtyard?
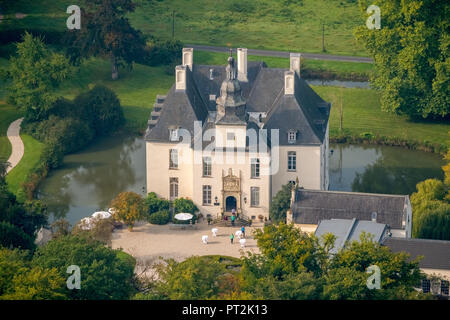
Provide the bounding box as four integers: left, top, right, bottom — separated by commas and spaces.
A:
111, 220, 261, 268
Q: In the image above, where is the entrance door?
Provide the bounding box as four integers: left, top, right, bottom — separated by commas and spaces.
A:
225, 196, 237, 212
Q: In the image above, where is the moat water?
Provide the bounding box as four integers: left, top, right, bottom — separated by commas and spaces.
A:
37, 135, 445, 225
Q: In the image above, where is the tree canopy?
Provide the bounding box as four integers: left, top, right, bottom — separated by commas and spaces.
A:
6, 32, 72, 122
269, 183, 292, 223
68, 0, 145, 80
355, 0, 449, 119
31, 235, 135, 300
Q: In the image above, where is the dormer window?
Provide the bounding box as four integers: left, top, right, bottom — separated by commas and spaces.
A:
169, 128, 179, 141
288, 130, 297, 144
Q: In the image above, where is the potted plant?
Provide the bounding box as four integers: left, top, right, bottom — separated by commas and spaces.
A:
258, 214, 264, 222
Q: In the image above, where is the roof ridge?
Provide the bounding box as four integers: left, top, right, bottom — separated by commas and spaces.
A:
298, 189, 408, 198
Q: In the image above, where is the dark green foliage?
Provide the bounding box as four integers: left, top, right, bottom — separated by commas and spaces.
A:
138, 38, 183, 67
0, 222, 35, 251
148, 210, 171, 225
25, 115, 95, 155
355, 0, 449, 119
6, 32, 72, 123
138, 256, 227, 300
0, 180, 47, 250
411, 179, 450, 240
269, 183, 292, 223
144, 192, 170, 215
68, 0, 145, 80
173, 197, 198, 214
74, 85, 125, 136
32, 235, 135, 300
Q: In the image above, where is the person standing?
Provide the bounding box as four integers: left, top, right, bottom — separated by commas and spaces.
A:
230, 233, 234, 244
241, 226, 245, 238
231, 214, 236, 227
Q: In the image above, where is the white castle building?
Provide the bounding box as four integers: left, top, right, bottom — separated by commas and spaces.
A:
145, 48, 331, 220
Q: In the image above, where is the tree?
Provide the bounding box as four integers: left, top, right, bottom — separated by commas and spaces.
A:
0, 247, 66, 300
0, 185, 47, 250
138, 256, 227, 300
6, 32, 72, 122
74, 85, 125, 136
355, 0, 449, 119
325, 233, 426, 300
32, 235, 135, 300
269, 183, 292, 223
173, 197, 197, 214
411, 179, 450, 240
69, 0, 145, 80
110, 191, 144, 230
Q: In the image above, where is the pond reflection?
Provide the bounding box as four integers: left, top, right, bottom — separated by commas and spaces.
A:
329, 144, 444, 195
37, 134, 146, 225
38, 138, 445, 225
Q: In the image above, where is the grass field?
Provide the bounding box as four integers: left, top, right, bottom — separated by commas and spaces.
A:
1, 0, 368, 56
195, 50, 373, 77
314, 87, 450, 148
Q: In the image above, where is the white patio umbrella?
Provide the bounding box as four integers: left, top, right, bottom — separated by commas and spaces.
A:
174, 213, 194, 221
79, 217, 94, 230
92, 211, 111, 220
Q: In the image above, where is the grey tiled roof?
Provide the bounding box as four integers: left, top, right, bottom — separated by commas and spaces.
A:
145, 56, 330, 145
315, 218, 388, 254
383, 238, 450, 270
292, 189, 408, 229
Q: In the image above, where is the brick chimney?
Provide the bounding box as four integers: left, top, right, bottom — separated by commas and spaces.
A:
237, 48, 248, 82
290, 53, 301, 77
175, 65, 186, 91
284, 70, 295, 95
182, 48, 193, 71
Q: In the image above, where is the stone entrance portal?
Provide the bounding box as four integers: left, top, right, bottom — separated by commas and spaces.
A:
222, 168, 241, 216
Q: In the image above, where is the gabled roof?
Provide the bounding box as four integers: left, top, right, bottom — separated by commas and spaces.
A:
315, 218, 388, 254
292, 189, 408, 229
145, 68, 209, 142
146, 53, 330, 145
383, 238, 450, 270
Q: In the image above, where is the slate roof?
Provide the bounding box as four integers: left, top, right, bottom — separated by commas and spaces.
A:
291, 189, 408, 229
315, 218, 388, 254
145, 52, 330, 146
145, 68, 209, 142
383, 238, 450, 270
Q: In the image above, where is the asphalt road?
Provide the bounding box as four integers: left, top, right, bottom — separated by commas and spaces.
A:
187, 44, 373, 63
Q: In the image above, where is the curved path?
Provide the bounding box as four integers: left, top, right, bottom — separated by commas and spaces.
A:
187, 44, 373, 63
6, 118, 24, 173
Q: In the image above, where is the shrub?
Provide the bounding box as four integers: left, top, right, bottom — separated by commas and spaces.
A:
144, 192, 170, 215
148, 210, 171, 225
138, 38, 183, 67
0, 221, 35, 251
173, 198, 198, 214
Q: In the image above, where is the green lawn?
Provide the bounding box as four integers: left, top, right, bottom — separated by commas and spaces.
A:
314, 86, 450, 148
195, 50, 373, 77
6, 134, 44, 199
1, 0, 368, 56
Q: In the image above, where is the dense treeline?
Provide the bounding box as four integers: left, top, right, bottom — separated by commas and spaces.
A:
411, 151, 450, 240
355, 0, 449, 119
135, 223, 431, 300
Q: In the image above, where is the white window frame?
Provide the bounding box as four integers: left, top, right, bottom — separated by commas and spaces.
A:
169, 149, 178, 169
251, 158, 260, 178
250, 187, 260, 207
288, 130, 296, 144
169, 128, 179, 141
170, 177, 178, 200
202, 185, 212, 205
203, 156, 212, 177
